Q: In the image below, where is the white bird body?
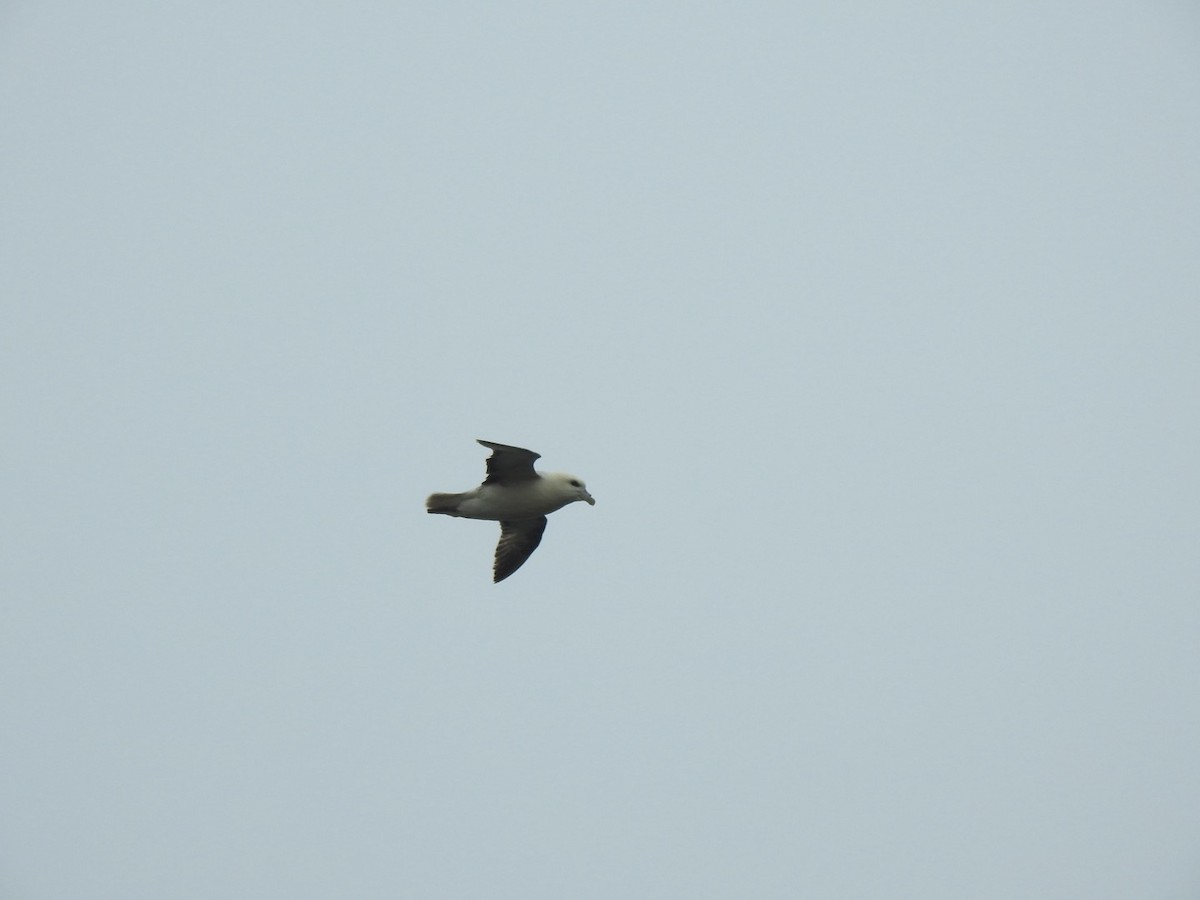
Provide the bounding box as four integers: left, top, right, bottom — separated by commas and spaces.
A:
445, 474, 590, 521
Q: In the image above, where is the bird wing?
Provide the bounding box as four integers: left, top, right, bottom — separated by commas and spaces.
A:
494, 517, 548, 583
478, 439, 541, 484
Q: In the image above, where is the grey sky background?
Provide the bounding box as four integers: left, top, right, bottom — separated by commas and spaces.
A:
3, 2, 1199, 897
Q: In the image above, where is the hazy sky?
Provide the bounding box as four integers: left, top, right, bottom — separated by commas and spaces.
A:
3, 2, 1199, 898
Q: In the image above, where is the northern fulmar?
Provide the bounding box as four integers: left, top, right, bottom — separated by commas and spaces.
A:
426, 440, 595, 582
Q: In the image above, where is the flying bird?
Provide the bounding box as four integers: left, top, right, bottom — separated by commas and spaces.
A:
426, 440, 595, 582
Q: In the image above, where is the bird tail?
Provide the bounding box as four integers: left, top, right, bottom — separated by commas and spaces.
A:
425, 492, 466, 515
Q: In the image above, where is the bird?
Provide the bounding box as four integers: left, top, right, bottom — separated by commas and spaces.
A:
426, 440, 595, 582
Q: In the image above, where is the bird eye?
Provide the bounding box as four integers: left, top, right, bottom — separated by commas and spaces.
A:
570, 480, 581, 487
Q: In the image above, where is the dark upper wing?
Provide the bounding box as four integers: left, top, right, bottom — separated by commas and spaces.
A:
493, 517, 548, 583
478, 439, 540, 484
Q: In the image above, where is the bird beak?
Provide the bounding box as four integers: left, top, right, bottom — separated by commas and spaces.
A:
584, 493, 596, 506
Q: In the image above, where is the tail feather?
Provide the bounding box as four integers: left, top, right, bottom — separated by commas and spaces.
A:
426, 492, 466, 515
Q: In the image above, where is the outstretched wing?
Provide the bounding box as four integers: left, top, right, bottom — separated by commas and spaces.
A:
478, 439, 540, 484
494, 517, 548, 583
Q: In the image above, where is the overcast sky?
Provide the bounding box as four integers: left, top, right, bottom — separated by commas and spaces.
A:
3, 2, 1199, 898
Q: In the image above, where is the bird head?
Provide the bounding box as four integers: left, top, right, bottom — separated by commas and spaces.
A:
549, 472, 595, 506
